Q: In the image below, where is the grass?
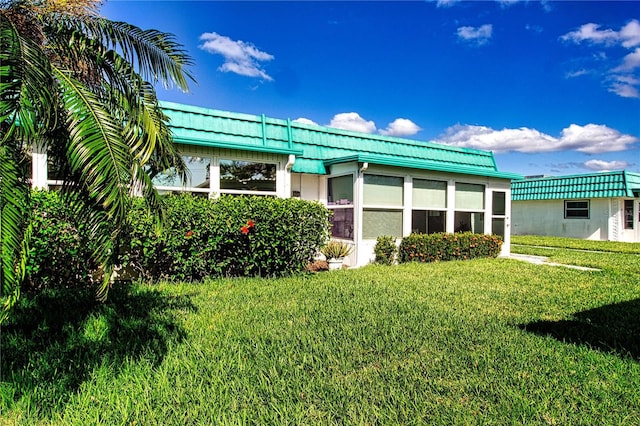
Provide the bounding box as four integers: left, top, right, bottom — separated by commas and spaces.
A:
2, 238, 640, 424
512, 234, 640, 254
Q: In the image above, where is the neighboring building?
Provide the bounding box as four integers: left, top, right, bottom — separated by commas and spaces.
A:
511, 171, 640, 242
31, 101, 521, 266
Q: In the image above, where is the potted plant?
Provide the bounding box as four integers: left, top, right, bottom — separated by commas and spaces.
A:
321, 240, 353, 270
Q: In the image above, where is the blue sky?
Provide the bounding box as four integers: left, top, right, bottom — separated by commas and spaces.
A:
102, 1, 640, 176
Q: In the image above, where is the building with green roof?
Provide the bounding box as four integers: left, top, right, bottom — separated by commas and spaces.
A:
511, 171, 640, 242
31, 101, 522, 265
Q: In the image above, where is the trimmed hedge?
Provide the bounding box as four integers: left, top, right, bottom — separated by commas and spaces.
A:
398, 232, 502, 263
119, 194, 331, 281
26, 192, 331, 288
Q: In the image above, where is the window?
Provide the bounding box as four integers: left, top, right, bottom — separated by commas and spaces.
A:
153, 155, 211, 193
219, 160, 276, 192
328, 175, 354, 239
455, 183, 484, 233
412, 179, 447, 234
491, 191, 506, 238
454, 212, 484, 233
363, 175, 403, 206
564, 200, 589, 219
328, 175, 353, 205
363, 209, 403, 239
624, 200, 634, 229
411, 210, 446, 234
455, 183, 484, 210
362, 174, 404, 239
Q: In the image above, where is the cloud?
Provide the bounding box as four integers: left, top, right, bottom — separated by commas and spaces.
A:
565, 69, 589, 78
560, 23, 619, 46
379, 118, 422, 137
327, 113, 377, 134
437, 123, 638, 154
582, 159, 630, 171
457, 24, 493, 46
561, 20, 640, 98
199, 32, 274, 81
436, 0, 459, 7
293, 117, 318, 126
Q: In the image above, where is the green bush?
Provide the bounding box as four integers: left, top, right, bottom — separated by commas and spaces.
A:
398, 232, 502, 263
120, 194, 331, 281
25, 191, 102, 291
374, 235, 397, 265
26, 192, 331, 287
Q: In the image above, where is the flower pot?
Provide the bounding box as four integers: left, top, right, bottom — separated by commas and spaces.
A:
327, 258, 343, 270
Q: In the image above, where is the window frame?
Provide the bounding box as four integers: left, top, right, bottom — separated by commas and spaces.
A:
564, 200, 590, 219
327, 173, 356, 240
624, 199, 634, 229
218, 158, 278, 196
361, 173, 405, 240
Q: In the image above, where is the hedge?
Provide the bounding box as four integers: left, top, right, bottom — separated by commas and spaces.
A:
25, 192, 331, 289
121, 194, 331, 281
398, 232, 502, 263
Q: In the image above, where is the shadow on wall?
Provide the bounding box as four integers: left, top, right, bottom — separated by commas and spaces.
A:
519, 298, 640, 361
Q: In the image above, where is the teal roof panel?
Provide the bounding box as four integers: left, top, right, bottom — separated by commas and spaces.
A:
161, 101, 520, 180
512, 171, 640, 200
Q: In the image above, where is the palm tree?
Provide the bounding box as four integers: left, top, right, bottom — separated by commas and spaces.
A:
0, 0, 194, 321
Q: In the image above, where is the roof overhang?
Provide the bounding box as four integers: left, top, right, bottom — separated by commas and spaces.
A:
323, 154, 523, 180
172, 136, 303, 157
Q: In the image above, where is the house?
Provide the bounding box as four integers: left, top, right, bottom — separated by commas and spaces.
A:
511, 171, 640, 242
30, 101, 521, 266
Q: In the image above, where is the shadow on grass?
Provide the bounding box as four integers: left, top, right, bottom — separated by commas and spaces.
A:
520, 298, 640, 361
1, 282, 196, 416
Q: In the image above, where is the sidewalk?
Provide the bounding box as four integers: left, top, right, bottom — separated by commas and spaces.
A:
509, 253, 600, 271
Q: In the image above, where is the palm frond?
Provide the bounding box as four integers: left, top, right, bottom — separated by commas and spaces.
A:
48, 15, 195, 92
0, 142, 30, 323
52, 63, 132, 224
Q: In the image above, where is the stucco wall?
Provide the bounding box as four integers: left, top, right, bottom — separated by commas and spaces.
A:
512, 198, 611, 240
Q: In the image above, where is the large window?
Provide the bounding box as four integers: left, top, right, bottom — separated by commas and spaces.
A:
328, 175, 354, 239
412, 179, 447, 234
153, 155, 211, 193
362, 174, 404, 239
455, 183, 484, 233
219, 160, 276, 193
564, 200, 589, 219
624, 200, 634, 229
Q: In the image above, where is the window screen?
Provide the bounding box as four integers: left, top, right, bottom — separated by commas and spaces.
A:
363, 175, 403, 206
455, 183, 484, 210
413, 179, 447, 209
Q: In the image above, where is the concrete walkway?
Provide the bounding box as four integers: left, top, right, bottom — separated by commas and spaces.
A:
508, 253, 600, 271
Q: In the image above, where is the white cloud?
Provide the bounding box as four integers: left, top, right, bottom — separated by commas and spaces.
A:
608, 74, 640, 98
583, 159, 629, 171
457, 24, 493, 46
437, 123, 638, 154
199, 32, 274, 81
565, 69, 589, 78
379, 118, 422, 137
561, 20, 640, 98
620, 19, 640, 48
327, 113, 377, 134
293, 117, 318, 126
560, 23, 619, 45
614, 47, 640, 72
436, 0, 460, 7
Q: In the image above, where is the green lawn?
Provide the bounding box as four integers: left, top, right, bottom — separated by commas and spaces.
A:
2, 240, 640, 424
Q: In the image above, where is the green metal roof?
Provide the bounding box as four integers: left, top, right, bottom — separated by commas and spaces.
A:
511, 171, 640, 201
161, 101, 521, 180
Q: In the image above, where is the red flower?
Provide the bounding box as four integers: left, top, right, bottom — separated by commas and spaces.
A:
185, 230, 194, 238
241, 226, 250, 235
247, 220, 255, 228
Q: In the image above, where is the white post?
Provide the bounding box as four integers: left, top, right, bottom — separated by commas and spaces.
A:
31, 143, 48, 189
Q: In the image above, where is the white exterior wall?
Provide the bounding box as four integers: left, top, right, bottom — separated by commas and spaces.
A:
512, 198, 613, 240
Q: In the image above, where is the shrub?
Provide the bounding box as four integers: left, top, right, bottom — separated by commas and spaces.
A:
25, 191, 102, 291
398, 232, 502, 264
374, 236, 397, 265
26, 192, 331, 287
120, 194, 331, 281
